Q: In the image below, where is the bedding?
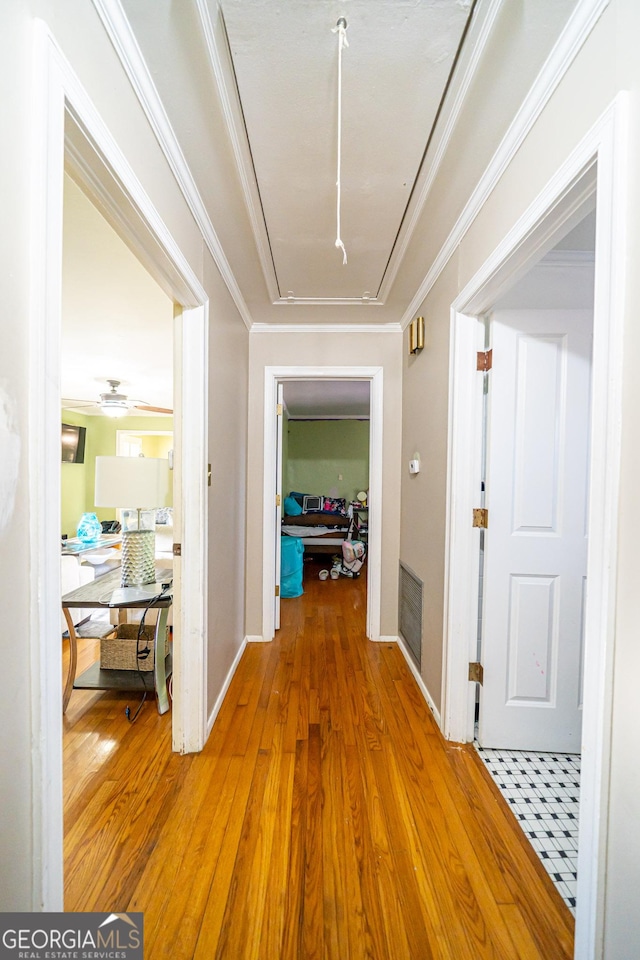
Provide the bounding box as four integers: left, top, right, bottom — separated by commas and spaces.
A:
282, 497, 351, 554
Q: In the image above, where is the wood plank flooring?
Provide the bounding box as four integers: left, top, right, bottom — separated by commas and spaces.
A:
64, 558, 574, 959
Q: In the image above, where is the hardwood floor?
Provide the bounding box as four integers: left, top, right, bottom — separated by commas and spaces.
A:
64, 558, 574, 959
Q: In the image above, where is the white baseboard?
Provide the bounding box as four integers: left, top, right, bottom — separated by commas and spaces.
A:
374, 635, 398, 644
246, 634, 269, 643
396, 635, 442, 730
206, 635, 248, 737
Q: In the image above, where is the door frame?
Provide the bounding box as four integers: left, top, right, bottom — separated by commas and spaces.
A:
263, 366, 383, 642
443, 96, 627, 958
29, 22, 209, 909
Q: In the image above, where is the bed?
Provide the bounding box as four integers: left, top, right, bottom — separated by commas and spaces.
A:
281, 512, 352, 555
281, 493, 357, 555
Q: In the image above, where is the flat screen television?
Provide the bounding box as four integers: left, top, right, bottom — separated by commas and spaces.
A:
61, 423, 86, 463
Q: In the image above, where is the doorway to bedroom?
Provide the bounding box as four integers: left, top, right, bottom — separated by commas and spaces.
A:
280, 380, 370, 601
263, 366, 383, 643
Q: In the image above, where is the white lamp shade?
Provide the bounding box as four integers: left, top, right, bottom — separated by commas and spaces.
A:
94, 456, 171, 509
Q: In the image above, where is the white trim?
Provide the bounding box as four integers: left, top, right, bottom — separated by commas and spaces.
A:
29, 21, 66, 910
250, 323, 401, 336
64, 132, 203, 309
272, 298, 384, 307
400, 0, 611, 328
377, 635, 398, 644
442, 97, 627, 960
51, 34, 207, 307
246, 634, 267, 643
574, 94, 628, 960
206, 636, 249, 737
172, 305, 209, 754
92, 0, 252, 329
30, 20, 210, 906
441, 311, 485, 744
396, 635, 442, 729
541, 249, 596, 266
262, 366, 383, 643
56, 28, 209, 754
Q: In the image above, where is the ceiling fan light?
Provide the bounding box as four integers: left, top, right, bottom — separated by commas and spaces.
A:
101, 400, 129, 418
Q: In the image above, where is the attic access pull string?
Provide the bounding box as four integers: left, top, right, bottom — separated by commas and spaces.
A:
332, 16, 349, 265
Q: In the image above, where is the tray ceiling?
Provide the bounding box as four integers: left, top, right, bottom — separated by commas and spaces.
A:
218, 0, 473, 304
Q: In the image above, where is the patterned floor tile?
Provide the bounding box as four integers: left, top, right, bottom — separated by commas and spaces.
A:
475, 744, 580, 915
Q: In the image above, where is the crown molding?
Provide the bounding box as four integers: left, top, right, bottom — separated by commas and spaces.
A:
540, 249, 596, 266
273, 295, 383, 307
194, 0, 280, 304
401, 0, 611, 328
65, 135, 206, 310
250, 323, 402, 335
45, 24, 208, 310
92, 0, 253, 329
379, 0, 504, 304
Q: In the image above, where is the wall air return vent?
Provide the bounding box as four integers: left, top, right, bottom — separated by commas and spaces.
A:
399, 561, 423, 670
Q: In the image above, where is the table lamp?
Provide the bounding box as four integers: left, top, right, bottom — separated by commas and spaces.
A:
94, 455, 171, 586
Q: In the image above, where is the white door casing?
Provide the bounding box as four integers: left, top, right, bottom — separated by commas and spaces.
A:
263, 366, 383, 643
443, 98, 627, 958
274, 383, 284, 630
479, 309, 592, 752
30, 22, 209, 909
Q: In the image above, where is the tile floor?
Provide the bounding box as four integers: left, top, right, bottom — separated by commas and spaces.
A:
475, 745, 580, 914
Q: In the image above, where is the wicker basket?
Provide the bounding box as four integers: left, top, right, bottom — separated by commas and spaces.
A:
100, 623, 168, 671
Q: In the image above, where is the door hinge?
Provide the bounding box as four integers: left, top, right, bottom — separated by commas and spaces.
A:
173, 543, 182, 557
207, 463, 212, 487
477, 349, 493, 372
473, 508, 489, 528
275, 585, 280, 597
276, 494, 281, 507
468, 662, 484, 684
276, 403, 283, 416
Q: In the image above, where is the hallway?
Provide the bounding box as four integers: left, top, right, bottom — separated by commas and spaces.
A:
64, 559, 573, 958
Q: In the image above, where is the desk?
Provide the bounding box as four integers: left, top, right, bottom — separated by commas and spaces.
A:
62, 563, 173, 715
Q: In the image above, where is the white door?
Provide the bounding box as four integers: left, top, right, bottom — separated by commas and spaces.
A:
479, 308, 592, 752
274, 383, 284, 630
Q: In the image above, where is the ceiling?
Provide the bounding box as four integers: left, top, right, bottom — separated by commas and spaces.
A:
112, 0, 578, 324
283, 380, 370, 419
218, 0, 472, 304
61, 0, 583, 414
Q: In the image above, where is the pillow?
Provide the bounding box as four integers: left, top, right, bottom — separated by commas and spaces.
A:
322, 497, 346, 515
284, 495, 303, 516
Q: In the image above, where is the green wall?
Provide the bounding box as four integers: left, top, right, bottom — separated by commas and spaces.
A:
61, 413, 174, 538
284, 420, 369, 504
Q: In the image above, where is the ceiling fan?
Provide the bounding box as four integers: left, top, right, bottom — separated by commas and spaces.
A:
62, 379, 173, 418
